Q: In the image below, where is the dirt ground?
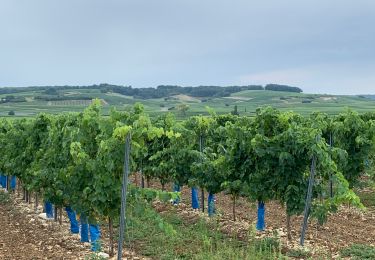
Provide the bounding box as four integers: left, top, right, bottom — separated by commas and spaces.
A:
133, 174, 375, 258
0, 192, 91, 259
1, 175, 374, 259
0, 190, 144, 260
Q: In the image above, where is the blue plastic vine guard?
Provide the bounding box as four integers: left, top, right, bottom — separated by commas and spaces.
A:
65, 207, 79, 234
80, 214, 89, 242
208, 193, 215, 217
89, 224, 101, 251
191, 187, 199, 209
10, 176, 16, 190
45, 202, 54, 218
256, 201, 265, 231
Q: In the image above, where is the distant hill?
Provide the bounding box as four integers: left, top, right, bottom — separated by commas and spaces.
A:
0, 83, 302, 100
0, 84, 374, 118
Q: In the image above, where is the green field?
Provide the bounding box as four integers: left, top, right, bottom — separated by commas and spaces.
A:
1, 88, 374, 118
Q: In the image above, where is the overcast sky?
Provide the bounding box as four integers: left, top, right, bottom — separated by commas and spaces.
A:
1, 0, 375, 94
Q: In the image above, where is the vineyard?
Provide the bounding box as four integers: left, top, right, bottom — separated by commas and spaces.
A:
2, 86, 375, 118
1, 99, 375, 259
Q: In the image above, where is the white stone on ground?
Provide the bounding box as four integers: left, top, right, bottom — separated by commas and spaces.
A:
38, 213, 54, 221
98, 252, 109, 258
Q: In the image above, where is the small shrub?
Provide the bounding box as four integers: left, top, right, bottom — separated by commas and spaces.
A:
0, 190, 11, 204
340, 244, 375, 259
8, 110, 15, 116
84, 253, 107, 260
287, 248, 311, 258
253, 237, 280, 252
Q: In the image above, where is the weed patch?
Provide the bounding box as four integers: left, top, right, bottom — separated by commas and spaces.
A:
340, 244, 375, 259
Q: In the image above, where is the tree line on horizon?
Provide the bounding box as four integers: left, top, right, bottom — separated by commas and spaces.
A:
0, 83, 303, 100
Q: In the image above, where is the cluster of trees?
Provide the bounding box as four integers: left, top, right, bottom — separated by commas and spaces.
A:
0, 95, 26, 103
265, 84, 303, 93
0, 102, 373, 254
0, 85, 100, 95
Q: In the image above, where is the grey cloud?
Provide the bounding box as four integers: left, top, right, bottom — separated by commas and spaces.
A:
0, 0, 375, 94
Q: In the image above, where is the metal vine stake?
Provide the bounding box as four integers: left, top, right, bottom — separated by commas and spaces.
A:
199, 134, 204, 212
329, 132, 333, 198
300, 153, 317, 246
118, 133, 131, 260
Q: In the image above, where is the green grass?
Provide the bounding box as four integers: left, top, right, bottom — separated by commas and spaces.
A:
340, 244, 375, 259
124, 199, 284, 260
286, 248, 312, 258
1, 88, 374, 118
84, 253, 107, 260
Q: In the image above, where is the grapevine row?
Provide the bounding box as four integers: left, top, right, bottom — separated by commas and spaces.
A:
0, 100, 374, 256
